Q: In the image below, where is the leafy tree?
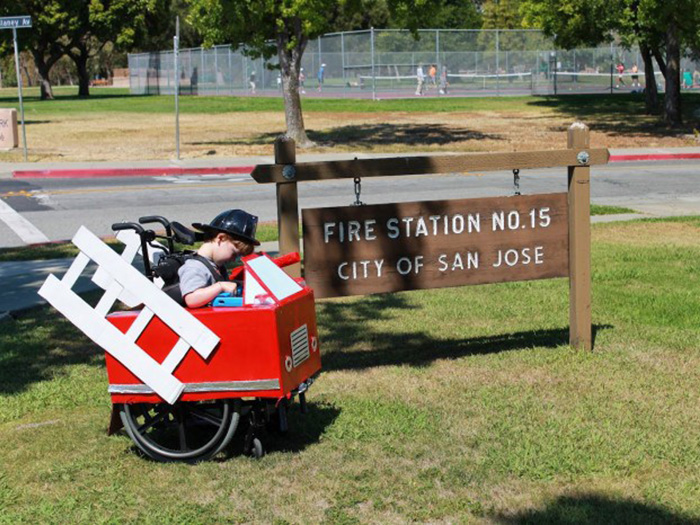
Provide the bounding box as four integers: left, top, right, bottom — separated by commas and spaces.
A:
333, 0, 391, 31
132, 0, 202, 52
521, 0, 700, 126
61, 0, 156, 97
0, 1, 69, 99
1, 0, 161, 99
633, 0, 700, 125
482, 0, 523, 30
187, 0, 436, 146
428, 0, 482, 30
479, 0, 534, 52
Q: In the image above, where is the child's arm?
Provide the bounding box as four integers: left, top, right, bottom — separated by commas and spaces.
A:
184, 281, 238, 308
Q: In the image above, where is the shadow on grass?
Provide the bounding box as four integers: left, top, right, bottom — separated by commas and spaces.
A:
528, 93, 700, 137
254, 401, 341, 456
493, 493, 700, 524
318, 294, 610, 372
306, 123, 503, 147
190, 123, 503, 148
0, 304, 103, 396
3, 289, 609, 395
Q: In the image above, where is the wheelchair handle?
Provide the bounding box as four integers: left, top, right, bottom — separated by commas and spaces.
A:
111, 222, 154, 280
139, 216, 174, 252
111, 222, 144, 234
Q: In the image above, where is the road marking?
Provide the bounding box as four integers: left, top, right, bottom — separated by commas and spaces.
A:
0, 198, 50, 244
0, 190, 34, 198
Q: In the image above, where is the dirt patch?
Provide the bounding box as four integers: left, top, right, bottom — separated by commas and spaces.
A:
594, 221, 700, 247
2, 108, 696, 162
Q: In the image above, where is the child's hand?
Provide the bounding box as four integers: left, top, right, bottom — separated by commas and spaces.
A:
220, 281, 238, 294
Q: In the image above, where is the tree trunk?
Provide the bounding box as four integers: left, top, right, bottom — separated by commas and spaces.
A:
32, 51, 55, 100
22, 64, 32, 86
651, 46, 666, 78
72, 51, 90, 97
640, 43, 659, 114
277, 27, 313, 147
663, 21, 682, 127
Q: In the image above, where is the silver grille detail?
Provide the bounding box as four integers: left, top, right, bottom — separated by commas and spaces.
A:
290, 324, 310, 368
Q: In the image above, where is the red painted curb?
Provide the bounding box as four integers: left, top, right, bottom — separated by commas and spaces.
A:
609, 153, 700, 162
13, 165, 254, 179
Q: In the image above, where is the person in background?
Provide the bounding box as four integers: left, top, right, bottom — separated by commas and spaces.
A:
428, 64, 437, 87
317, 63, 325, 92
249, 71, 257, 94
630, 64, 641, 90
415, 64, 425, 96
439, 66, 448, 95
615, 62, 625, 89
299, 67, 306, 94
682, 69, 693, 89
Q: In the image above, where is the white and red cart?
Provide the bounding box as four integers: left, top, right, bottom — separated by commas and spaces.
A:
39, 219, 321, 462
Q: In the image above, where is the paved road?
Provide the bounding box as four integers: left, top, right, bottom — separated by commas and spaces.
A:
0, 159, 698, 247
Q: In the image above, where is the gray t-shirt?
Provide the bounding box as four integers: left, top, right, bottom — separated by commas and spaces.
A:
178, 257, 221, 297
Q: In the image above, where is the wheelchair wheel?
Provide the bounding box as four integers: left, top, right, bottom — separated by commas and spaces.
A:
119, 399, 240, 462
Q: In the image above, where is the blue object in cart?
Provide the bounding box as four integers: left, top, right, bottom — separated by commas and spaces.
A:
212, 294, 243, 307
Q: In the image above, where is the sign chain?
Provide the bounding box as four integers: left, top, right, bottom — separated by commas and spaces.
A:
352, 176, 364, 206
513, 169, 521, 196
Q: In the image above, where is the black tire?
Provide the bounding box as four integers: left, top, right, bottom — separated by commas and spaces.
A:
250, 437, 264, 459
119, 399, 240, 462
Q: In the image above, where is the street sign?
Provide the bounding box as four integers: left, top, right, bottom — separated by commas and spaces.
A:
1, 16, 31, 160
0, 16, 32, 29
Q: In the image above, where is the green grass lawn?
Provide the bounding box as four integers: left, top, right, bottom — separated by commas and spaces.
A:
0, 216, 699, 522
2, 86, 699, 120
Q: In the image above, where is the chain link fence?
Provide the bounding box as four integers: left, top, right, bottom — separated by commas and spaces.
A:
128, 29, 700, 98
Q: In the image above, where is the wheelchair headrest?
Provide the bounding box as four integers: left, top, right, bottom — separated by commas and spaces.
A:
171, 221, 198, 245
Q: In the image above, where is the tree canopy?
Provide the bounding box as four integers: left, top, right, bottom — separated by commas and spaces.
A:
1, 0, 162, 99
187, 0, 439, 145
521, 0, 700, 125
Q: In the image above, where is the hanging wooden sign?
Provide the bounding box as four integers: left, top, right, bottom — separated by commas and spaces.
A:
302, 193, 569, 298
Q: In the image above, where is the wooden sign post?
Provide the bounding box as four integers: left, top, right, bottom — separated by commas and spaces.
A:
274, 137, 301, 278
567, 123, 592, 350
255, 123, 603, 350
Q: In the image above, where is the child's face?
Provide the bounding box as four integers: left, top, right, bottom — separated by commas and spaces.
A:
212, 234, 254, 264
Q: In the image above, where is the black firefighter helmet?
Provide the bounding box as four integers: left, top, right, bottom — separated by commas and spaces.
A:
192, 209, 260, 246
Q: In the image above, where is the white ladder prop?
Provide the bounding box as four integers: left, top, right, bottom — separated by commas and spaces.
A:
38, 226, 220, 404
92, 228, 167, 308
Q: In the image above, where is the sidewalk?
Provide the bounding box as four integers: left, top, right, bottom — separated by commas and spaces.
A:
2, 147, 700, 179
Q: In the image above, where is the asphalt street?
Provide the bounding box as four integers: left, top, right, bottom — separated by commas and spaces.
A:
0, 159, 698, 247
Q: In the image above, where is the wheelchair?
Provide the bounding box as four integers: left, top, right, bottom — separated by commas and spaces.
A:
105, 215, 321, 462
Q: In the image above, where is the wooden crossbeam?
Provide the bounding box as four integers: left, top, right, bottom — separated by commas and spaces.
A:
251, 148, 610, 184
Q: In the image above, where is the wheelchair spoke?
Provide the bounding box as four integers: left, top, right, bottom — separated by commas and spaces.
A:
189, 407, 224, 426
137, 410, 168, 434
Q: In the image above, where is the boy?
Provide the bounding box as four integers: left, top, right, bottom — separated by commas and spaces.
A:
179, 209, 259, 308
